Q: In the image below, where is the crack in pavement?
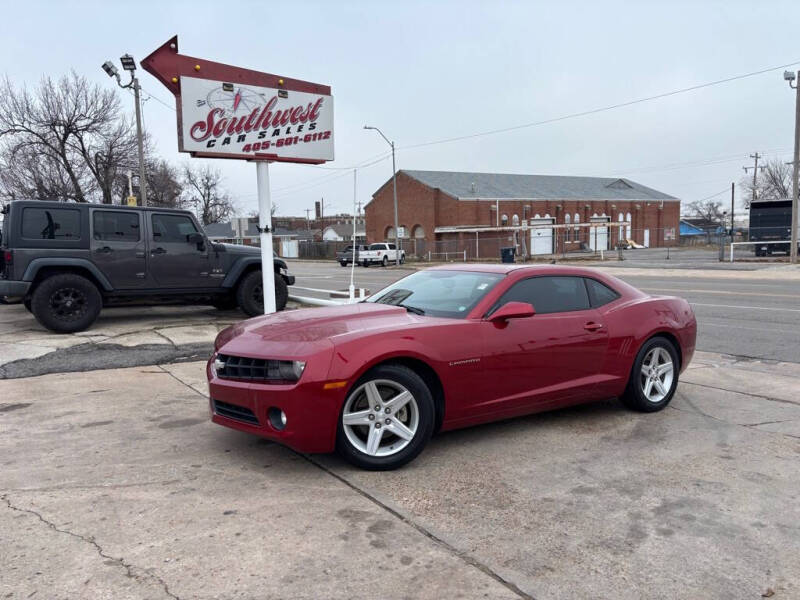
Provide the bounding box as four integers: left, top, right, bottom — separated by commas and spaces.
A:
1, 494, 180, 600
162, 364, 535, 599
679, 380, 800, 408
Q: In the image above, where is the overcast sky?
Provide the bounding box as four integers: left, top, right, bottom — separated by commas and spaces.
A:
2, 0, 799, 218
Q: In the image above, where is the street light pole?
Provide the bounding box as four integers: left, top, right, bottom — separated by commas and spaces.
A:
787, 70, 800, 264
102, 55, 147, 206
131, 77, 147, 207
364, 126, 400, 265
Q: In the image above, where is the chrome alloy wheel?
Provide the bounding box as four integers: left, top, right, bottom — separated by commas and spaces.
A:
342, 379, 419, 457
640, 346, 674, 403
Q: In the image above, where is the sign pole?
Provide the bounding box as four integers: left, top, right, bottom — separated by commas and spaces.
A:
256, 161, 277, 314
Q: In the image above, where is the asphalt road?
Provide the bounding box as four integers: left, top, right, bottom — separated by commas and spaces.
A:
286, 260, 800, 364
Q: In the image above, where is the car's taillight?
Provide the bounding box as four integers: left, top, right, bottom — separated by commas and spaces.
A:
1, 250, 11, 265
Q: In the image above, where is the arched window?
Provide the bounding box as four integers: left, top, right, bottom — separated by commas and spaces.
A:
618, 212, 624, 242
385, 226, 395, 240
565, 213, 571, 242
501, 214, 508, 226
625, 212, 632, 240
512, 214, 520, 226
574, 213, 580, 243
411, 225, 425, 239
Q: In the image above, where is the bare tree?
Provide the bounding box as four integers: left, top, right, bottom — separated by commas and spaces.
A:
686, 199, 724, 222
143, 158, 184, 209
739, 158, 792, 207
0, 72, 138, 204
183, 164, 235, 225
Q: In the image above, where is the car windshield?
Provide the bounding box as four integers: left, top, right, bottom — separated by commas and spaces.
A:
365, 270, 504, 318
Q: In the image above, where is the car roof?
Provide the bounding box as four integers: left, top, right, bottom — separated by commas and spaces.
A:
8, 200, 192, 214
426, 263, 605, 277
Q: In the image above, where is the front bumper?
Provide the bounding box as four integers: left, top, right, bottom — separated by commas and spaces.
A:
0, 279, 31, 297
207, 359, 344, 453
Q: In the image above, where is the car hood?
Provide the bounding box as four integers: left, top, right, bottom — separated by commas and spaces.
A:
217, 243, 261, 256
215, 303, 423, 358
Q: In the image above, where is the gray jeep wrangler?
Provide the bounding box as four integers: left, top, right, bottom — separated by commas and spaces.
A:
0, 201, 294, 333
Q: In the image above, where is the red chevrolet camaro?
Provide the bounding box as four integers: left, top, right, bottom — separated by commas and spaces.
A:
208, 265, 696, 470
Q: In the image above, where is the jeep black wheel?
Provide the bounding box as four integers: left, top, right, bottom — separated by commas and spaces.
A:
31, 273, 102, 333
23, 298, 32, 313
236, 270, 289, 317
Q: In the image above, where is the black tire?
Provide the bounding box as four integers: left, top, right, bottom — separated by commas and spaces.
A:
23, 298, 32, 313
382, 255, 389, 267
620, 336, 680, 412
211, 295, 238, 311
362, 261, 369, 268
400, 254, 405, 265
30, 273, 102, 333
340, 261, 348, 267
236, 270, 289, 317
336, 364, 435, 471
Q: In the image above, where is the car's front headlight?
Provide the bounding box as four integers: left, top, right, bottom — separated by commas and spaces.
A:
213, 354, 306, 383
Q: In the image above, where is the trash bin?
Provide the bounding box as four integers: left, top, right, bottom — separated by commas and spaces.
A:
501, 247, 516, 263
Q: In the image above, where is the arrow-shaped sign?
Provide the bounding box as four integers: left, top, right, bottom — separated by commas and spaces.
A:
140, 35, 330, 97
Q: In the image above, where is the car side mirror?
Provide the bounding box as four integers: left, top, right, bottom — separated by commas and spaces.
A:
488, 301, 535, 322
187, 232, 206, 251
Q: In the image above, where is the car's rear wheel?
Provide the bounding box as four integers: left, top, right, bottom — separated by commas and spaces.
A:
237, 270, 289, 317
337, 364, 435, 470
30, 273, 102, 333
23, 298, 32, 313
340, 261, 348, 267
620, 337, 679, 412
382, 255, 389, 267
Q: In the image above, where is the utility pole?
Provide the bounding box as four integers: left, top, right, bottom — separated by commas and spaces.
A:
102, 55, 147, 206
304, 208, 312, 229
787, 70, 800, 264
364, 126, 400, 265
742, 152, 764, 205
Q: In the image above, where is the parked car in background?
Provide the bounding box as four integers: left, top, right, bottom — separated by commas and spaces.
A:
336, 244, 367, 267
208, 264, 696, 470
360, 242, 405, 267
0, 201, 294, 333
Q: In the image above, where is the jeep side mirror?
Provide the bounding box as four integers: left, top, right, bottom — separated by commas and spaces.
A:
187, 232, 206, 251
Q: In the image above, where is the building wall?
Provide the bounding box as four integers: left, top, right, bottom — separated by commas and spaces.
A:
365, 172, 681, 248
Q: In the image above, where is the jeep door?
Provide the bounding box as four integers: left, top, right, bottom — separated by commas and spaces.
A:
147, 212, 218, 289
90, 209, 148, 289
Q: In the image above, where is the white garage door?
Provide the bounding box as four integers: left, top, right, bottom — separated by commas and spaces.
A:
529, 218, 554, 255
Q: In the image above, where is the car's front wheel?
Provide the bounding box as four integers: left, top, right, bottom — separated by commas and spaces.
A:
30, 273, 102, 333
620, 336, 679, 412
337, 364, 435, 470
382, 255, 389, 267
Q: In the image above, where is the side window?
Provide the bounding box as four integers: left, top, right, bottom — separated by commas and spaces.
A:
388, 243, 396, 250
93, 211, 140, 242
22, 208, 81, 240
152, 214, 198, 243
496, 276, 590, 315
585, 278, 620, 308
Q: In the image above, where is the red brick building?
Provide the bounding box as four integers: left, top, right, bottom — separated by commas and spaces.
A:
365, 170, 680, 258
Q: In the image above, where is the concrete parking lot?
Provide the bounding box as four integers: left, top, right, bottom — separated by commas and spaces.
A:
2, 259, 799, 599
1, 351, 799, 599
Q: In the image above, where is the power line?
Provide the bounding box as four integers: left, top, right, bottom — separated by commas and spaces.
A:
398, 59, 800, 151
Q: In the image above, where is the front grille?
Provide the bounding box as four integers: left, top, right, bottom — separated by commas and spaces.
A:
213, 399, 259, 425
216, 354, 271, 381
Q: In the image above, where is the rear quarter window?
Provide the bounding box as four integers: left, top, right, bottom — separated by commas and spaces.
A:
22, 207, 82, 241
585, 278, 620, 307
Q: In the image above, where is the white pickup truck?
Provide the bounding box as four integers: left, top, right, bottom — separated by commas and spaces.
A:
360, 242, 406, 267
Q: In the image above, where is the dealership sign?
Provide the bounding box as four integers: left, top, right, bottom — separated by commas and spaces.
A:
180, 77, 333, 161
141, 35, 334, 164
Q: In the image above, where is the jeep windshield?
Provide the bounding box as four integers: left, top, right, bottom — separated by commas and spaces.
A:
366, 270, 503, 319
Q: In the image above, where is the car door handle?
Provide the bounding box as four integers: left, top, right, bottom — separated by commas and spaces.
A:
96, 246, 112, 254
584, 322, 604, 331
151, 247, 167, 255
